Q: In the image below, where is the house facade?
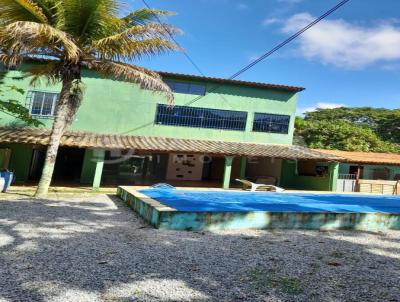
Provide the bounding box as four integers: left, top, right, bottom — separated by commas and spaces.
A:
316, 149, 400, 194
0, 63, 339, 189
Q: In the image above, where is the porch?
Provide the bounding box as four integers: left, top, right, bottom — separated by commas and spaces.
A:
0, 127, 341, 191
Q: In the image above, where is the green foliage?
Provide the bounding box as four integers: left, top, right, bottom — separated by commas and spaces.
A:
0, 0, 180, 102
296, 107, 400, 153
0, 85, 43, 127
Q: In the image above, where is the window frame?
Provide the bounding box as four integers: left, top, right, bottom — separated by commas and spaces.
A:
155, 104, 248, 132
164, 80, 206, 96
252, 112, 291, 134
26, 90, 59, 118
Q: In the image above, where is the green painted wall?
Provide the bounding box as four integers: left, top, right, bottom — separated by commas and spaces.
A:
0, 143, 32, 182
280, 160, 338, 191
339, 163, 400, 180
328, 162, 339, 191
0, 64, 298, 145
80, 149, 97, 184
80, 149, 105, 188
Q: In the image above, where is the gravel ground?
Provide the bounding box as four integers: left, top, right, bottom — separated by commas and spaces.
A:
0, 194, 399, 302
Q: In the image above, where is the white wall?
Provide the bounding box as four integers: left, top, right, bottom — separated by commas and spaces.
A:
246, 158, 282, 184
166, 154, 204, 181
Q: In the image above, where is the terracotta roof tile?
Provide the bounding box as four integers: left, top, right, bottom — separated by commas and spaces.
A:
314, 149, 400, 165
158, 71, 305, 92
0, 127, 340, 161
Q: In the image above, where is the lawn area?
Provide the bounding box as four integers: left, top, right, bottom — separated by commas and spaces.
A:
0, 194, 399, 302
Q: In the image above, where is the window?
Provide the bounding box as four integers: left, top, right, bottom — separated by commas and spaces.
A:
164, 80, 206, 96
27, 91, 59, 117
155, 104, 247, 131
252, 113, 290, 134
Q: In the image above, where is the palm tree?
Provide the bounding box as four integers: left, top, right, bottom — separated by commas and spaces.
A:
0, 0, 179, 197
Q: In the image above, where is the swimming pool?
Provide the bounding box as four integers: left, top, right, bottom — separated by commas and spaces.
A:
139, 188, 400, 213
117, 186, 400, 231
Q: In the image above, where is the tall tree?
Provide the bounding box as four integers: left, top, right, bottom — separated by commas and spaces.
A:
0, 0, 179, 197
296, 107, 400, 153
304, 107, 400, 143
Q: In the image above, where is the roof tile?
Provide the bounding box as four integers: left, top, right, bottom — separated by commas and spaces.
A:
0, 127, 339, 161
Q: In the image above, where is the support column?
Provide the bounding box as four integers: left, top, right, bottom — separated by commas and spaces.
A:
328, 162, 339, 192
238, 156, 246, 180
80, 149, 105, 190
223, 156, 234, 190
92, 149, 105, 190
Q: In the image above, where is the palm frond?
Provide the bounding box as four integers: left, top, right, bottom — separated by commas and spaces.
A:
93, 37, 180, 61
0, 21, 80, 61
122, 8, 175, 25
93, 23, 180, 47
56, 0, 121, 43
0, 0, 49, 24
87, 60, 173, 103
0, 52, 23, 66
25, 61, 60, 86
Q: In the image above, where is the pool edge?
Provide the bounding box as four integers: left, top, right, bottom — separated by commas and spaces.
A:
117, 186, 400, 231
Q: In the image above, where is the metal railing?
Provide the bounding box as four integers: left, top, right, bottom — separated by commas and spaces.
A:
338, 173, 357, 180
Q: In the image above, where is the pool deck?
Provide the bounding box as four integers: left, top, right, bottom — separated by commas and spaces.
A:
117, 186, 400, 231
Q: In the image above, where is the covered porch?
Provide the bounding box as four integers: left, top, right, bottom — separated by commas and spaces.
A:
0, 127, 341, 191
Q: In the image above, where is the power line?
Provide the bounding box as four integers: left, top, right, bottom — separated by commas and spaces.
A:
122, 0, 350, 134
229, 0, 350, 80
141, 0, 205, 76
184, 0, 350, 106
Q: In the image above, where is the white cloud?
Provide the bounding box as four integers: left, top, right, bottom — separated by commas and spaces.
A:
282, 13, 400, 68
297, 102, 346, 116
262, 18, 281, 26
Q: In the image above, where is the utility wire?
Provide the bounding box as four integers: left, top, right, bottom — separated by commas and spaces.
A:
184, 0, 350, 106
141, 0, 205, 76
229, 0, 351, 80
123, 0, 350, 134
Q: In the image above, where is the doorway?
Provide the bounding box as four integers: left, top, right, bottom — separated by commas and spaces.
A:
349, 165, 364, 179
29, 147, 85, 183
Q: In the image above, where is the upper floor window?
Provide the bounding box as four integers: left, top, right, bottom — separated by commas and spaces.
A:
27, 91, 59, 117
155, 104, 247, 131
252, 113, 290, 134
164, 80, 206, 96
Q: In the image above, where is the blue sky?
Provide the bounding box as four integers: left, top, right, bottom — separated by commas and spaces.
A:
129, 0, 400, 114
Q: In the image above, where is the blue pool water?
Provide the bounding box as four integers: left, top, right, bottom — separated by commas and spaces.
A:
139, 189, 400, 213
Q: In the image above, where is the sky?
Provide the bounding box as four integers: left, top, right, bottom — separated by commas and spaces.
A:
128, 0, 400, 115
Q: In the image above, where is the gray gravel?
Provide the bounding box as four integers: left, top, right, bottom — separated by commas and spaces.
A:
0, 194, 399, 302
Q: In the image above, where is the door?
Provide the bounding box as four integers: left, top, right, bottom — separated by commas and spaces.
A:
29, 147, 85, 182
29, 148, 46, 180
0, 148, 11, 170
349, 165, 364, 179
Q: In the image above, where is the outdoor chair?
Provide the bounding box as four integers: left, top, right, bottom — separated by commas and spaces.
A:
255, 176, 277, 185
235, 179, 285, 192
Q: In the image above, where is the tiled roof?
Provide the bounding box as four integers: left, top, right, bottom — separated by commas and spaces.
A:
158, 71, 305, 93
314, 149, 400, 165
0, 127, 339, 161
21, 58, 304, 92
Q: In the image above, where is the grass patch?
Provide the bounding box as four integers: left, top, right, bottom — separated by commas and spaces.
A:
244, 268, 304, 295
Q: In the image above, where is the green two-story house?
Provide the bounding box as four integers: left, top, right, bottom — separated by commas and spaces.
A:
0, 63, 339, 190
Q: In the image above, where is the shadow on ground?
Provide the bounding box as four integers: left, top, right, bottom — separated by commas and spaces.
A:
0, 195, 399, 302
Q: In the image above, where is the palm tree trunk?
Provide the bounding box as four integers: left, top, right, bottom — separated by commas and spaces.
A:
34, 76, 81, 198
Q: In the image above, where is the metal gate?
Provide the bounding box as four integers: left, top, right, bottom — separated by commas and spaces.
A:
337, 174, 356, 193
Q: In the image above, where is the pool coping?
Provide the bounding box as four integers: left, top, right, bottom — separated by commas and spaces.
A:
117, 186, 400, 231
